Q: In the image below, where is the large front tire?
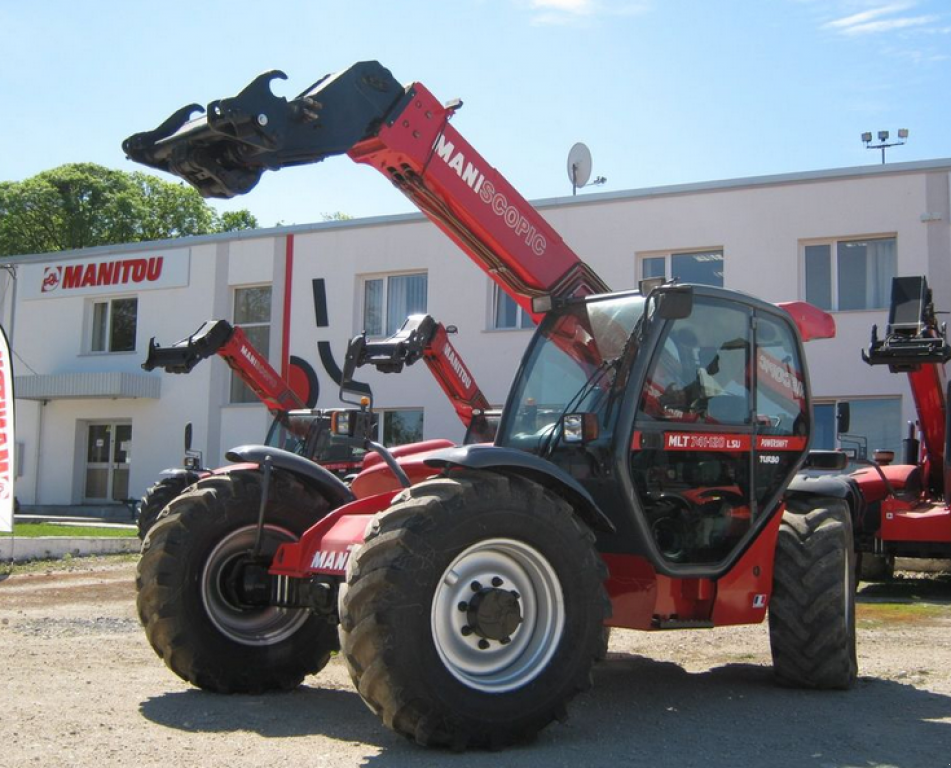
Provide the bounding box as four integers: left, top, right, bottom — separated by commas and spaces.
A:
339, 470, 610, 750
769, 498, 857, 689
136, 470, 339, 693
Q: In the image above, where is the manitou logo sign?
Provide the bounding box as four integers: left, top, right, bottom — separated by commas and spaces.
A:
22, 249, 190, 299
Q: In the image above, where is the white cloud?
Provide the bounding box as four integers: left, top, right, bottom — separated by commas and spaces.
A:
823, 2, 941, 36
526, 0, 650, 25
531, 0, 594, 13
837, 14, 938, 35
824, 2, 914, 30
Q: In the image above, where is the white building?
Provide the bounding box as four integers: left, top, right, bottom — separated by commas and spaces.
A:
2, 158, 949, 513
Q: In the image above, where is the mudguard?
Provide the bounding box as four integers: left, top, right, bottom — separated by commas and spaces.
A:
225, 444, 355, 507
785, 471, 864, 523
423, 444, 616, 534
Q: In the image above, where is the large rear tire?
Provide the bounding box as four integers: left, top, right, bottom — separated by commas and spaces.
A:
136, 473, 199, 540
339, 470, 610, 750
136, 469, 339, 693
768, 498, 857, 689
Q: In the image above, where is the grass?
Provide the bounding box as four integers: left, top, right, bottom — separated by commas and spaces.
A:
0, 522, 137, 538
0, 551, 140, 577
857, 601, 951, 628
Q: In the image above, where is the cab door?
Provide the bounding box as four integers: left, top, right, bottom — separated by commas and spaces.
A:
629, 296, 755, 566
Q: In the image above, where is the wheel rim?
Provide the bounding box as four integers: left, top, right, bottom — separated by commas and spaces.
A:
201, 524, 309, 646
431, 537, 565, 693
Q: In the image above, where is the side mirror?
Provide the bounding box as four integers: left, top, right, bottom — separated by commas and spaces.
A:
836, 402, 851, 435
656, 287, 693, 320
184, 422, 193, 453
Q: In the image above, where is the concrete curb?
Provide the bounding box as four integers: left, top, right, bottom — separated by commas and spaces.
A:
0, 536, 142, 563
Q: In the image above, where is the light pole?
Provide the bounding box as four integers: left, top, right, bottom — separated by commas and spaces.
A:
861, 129, 909, 164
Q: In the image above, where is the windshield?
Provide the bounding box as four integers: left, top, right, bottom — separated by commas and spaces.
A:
497, 294, 646, 452
265, 414, 310, 455
265, 412, 368, 466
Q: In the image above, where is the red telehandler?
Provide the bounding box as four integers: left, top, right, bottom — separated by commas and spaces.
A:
125, 61, 852, 750
790, 276, 951, 580
853, 276, 951, 575
136, 318, 364, 538
137, 314, 494, 537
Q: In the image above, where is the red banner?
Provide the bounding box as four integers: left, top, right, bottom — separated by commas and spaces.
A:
0, 326, 15, 533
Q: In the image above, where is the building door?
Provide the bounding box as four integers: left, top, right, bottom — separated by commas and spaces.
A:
84, 422, 132, 502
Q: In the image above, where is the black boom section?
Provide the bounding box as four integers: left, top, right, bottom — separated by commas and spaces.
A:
142, 320, 234, 374
122, 61, 407, 198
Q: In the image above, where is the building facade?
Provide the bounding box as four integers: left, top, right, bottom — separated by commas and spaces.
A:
2, 158, 949, 511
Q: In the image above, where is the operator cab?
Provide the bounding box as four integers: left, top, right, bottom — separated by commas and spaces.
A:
265, 409, 372, 477
496, 284, 812, 575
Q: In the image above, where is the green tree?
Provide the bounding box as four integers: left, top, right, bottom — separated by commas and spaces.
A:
215, 209, 260, 232
0, 163, 257, 257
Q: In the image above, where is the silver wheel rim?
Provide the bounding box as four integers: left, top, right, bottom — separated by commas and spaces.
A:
431, 537, 565, 693
201, 524, 309, 646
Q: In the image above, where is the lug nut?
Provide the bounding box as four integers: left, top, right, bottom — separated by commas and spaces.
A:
478, 639, 490, 650
457, 601, 468, 612
511, 590, 520, 600
500, 636, 511, 645
470, 581, 482, 592
461, 625, 473, 636
491, 577, 504, 587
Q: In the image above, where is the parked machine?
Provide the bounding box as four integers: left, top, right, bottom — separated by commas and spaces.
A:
137, 319, 363, 538
855, 276, 951, 576
124, 60, 851, 750
138, 313, 492, 537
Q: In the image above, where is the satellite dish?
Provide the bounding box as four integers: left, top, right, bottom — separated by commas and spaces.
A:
567, 142, 592, 194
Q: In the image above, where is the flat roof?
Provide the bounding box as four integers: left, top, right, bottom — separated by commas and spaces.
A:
5, 157, 950, 266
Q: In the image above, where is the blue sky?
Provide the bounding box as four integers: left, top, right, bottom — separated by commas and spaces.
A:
2, 0, 949, 228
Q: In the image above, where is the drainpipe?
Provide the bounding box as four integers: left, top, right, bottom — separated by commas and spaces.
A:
32, 400, 45, 505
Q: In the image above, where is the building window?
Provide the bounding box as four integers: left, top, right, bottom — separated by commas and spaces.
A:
90, 297, 137, 352
381, 409, 424, 446
230, 285, 272, 404
812, 397, 901, 458
363, 272, 428, 337
804, 237, 896, 311
492, 284, 534, 330
639, 249, 724, 287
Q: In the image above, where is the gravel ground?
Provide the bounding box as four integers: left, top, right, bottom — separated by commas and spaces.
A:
1, 556, 949, 768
